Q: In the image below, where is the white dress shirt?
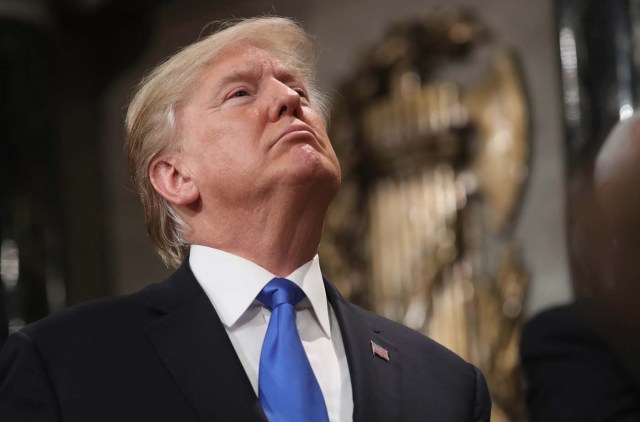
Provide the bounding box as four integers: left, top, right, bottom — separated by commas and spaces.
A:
189, 245, 354, 421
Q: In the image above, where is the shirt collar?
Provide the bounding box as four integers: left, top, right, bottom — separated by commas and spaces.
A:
188, 245, 331, 338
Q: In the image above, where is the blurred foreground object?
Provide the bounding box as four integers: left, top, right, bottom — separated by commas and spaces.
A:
321, 9, 529, 420
521, 114, 640, 420
521, 1, 640, 417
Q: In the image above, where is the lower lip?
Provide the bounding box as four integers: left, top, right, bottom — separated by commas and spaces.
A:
277, 130, 316, 144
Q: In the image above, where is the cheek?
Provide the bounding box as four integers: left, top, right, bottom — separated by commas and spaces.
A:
210, 108, 263, 145
184, 114, 237, 155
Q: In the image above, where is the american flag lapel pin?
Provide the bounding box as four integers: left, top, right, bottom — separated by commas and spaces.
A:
371, 340, 390, 362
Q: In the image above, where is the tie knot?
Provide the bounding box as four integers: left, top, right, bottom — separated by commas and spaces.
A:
257, 278, 305, 310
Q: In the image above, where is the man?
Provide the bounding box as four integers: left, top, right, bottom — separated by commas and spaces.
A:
0, 17, 490, 421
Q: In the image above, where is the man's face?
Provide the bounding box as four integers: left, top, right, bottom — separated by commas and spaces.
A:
178, 44, 341, 211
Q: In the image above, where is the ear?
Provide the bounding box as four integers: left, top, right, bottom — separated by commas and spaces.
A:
149, 156, 199, 206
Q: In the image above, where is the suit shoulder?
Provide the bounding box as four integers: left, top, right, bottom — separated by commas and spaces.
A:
347, 300, 472, 367
337, 299, 492, 420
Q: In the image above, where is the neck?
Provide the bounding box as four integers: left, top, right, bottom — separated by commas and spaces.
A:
184, 189, 331, 276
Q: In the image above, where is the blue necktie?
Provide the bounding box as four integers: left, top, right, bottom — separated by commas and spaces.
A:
257, 278, 329, 422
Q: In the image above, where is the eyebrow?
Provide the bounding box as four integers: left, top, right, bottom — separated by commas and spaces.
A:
220, 62, 306, 85
214, 67, 263, 91
274, 61, 308, 88
274, 65, 304, 84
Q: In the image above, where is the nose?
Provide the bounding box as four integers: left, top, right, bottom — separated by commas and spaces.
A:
268, 79, 302, 121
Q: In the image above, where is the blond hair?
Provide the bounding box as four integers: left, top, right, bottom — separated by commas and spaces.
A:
125, 16, 328, 267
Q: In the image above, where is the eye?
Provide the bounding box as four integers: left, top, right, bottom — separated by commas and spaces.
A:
229, 89, 248, 98
292, 87, 312, 105
294, 88, 308, 99
224, 88, 251, 102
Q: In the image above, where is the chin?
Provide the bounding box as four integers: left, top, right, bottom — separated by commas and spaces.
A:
270, 142, 339, 191
281, 163, 340, 195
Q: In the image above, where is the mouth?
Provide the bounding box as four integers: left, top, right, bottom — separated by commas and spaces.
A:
272, 123, 317, 148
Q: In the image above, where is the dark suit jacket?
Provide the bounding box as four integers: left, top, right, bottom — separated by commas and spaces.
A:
0, 261, 490, 421
520, 304, 640, 422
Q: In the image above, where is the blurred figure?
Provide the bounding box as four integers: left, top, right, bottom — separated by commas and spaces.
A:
520, 113, 640, 421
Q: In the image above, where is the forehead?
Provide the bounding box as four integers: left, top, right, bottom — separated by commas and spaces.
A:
202, 43, 304, 85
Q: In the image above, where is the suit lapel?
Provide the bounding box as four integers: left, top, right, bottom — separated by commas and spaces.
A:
325, 280, 401, 422
145, 263, 267, 422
